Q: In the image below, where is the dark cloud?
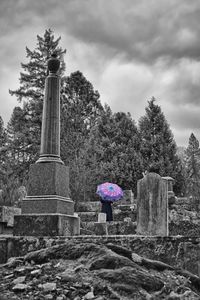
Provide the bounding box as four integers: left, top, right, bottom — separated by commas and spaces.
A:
0, 0, 200, 146
2, 0, 200, 64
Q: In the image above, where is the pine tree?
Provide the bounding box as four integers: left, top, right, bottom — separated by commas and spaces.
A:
82, 107, 143, 200
6, 106, 33, 178
0, 116, 7, 187
138, 97, 179, 179
185, 133, 200, 210
8, 29, 66, 180
60, 71, 104, 202
9, 29, 66, 103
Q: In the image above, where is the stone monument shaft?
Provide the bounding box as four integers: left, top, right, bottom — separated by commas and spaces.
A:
14, 54, 80, 236
37, 54, 63, 164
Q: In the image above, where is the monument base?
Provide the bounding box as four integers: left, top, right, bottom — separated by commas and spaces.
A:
21, 196, 74, 215
13, 214, 80, 236
27, 162, 70, 198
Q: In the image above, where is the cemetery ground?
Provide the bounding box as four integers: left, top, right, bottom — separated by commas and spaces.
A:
0, 239, 200, 300
0, 193, 200, 299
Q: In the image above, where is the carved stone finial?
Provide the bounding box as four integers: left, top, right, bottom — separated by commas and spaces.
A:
48, 53, 60, 74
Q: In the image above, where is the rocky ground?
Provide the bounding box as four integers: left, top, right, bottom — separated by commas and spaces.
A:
0, 240, 200, 300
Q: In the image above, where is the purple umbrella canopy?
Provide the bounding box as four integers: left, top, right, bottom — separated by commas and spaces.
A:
96, 182, 123, 202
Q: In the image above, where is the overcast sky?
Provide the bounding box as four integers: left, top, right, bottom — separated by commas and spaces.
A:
1, 0, 200, 146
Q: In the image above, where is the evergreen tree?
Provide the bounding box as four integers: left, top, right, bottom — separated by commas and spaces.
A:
6, 106, 33, 178
61, 71, 104, 202
0, 116, 19, 206
61, 71, 104, 162
185, 133, 200, 210
0, 116, 7, 187
82, 107, 143, 200
8, 29, 66, 179
138, 97, 179, 179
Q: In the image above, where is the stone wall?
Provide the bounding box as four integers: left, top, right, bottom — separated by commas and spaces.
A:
169, 197, 200, 236
0, 235, 199, 276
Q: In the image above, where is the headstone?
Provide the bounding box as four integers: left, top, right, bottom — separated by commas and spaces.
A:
162, 176, 175, 205
14, 186, 27, 208
0, 190, 3, 205
162, 176, 174, 192
0, 206, 21, 227
120, 190, 134, 204
137, 172, 168, 236
98, 213, 106, 223
0, 206, 21, 234
14, 54, 80, 236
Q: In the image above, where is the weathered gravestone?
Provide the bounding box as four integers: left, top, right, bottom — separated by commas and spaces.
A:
119, 190, 134, 205
137, 172, 168, 236
162, 176, 175, 205
0, 206, 21, 234
13, 54, 80, 236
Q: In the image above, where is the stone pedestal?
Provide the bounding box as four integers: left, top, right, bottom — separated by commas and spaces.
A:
137, 172, 168, 236
14, 163, 80, 236
27, 163, 70, 197
14, 214, 80, 236
20, 163, 73, 215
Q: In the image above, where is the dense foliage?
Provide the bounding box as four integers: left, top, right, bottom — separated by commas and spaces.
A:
81, 108, 143, 200
138, 98, 184, 194
185, 133, 200, 210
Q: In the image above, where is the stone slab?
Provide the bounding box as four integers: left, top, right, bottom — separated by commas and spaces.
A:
27, 162, 70, 197
0, 238, 7, 263
13, 214, 80, 236
93, 222, 108, 235
82, 221, 137, 235
78, 209, 137, 222
98, 213, 106, 223
0, 206, 21, 226
76, 201, 101, 212
0, 223, 13, 235
137, 173, 168, 236
21, 196, 74, 215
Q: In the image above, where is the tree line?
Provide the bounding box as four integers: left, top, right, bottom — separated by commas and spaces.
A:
0, 29, 199, 208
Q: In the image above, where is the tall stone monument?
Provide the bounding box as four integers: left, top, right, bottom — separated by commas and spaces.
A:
14, 54, 80, 236
137, 172, 168, 236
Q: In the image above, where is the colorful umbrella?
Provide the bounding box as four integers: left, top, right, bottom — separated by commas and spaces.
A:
96, 182, 123, 201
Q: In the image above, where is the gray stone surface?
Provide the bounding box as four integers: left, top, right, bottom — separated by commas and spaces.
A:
0, 206, 21, 226
27, 163, 70, 198
82, 220, 136, 235
77, 201, 101, 212
36, 55, 63, 164
21, 196, 74, 215
0, 237, 7, 263
93, 222, 108, 235
137, 172, 168, 236
13, 214, 80, 236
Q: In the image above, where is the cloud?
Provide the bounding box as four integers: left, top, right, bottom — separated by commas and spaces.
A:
0, 0, 200, 147
2, 0, 200, 64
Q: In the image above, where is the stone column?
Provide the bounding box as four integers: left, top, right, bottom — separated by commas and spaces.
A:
137, 172, 168, 236
13, 54, 80, 237
36, 54, 63, 164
